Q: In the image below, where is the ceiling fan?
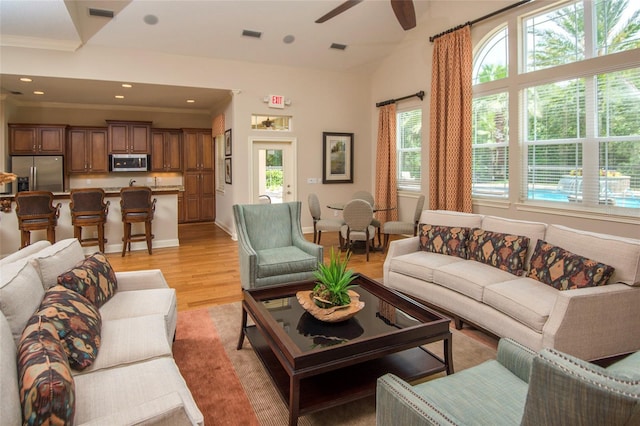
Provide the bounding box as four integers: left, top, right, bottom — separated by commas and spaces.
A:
315, 0, 416, 31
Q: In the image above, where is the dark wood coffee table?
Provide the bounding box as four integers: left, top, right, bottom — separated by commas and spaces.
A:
237, 274, 453, 426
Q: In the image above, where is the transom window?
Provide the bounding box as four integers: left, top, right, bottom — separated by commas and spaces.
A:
472, 0, 640, 214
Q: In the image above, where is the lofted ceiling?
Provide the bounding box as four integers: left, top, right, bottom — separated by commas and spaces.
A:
0, 0, 432, 112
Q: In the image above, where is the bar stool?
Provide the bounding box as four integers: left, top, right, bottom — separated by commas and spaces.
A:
120, 186, 156, 256
70, 188, 110, 252
15, 191, 61, 248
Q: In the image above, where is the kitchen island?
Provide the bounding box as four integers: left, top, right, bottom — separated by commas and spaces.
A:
0, 186, 181, 258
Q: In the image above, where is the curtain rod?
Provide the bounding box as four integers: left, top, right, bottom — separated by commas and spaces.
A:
376, 90, 425, 107
429, 0, 532, 43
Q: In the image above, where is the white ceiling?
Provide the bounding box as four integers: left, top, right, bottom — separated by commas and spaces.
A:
0, 0, 433, 111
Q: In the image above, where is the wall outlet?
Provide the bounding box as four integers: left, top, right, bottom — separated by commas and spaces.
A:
307, 178, 316, 184
333, 210, 338, 217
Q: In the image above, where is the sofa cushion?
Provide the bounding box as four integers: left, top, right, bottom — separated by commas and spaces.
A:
387, 251, 465, 283
483, 278, 558, 333
17, 315, 75, 425
468, 228, 530, 276
77, 315, 171, 374
433, 260, 519, 301
418, 224, 470, 259
0, 311, 21, 426
30, 238, 85, 289
57, 253, 117, 309
0, 240, 51, 267
37, 285, 102, 371
545, 224, 640, 287
256, 246, 318, 278
528, 240, 615, 290
0, 260, 45, 346
418, 210, 483, 228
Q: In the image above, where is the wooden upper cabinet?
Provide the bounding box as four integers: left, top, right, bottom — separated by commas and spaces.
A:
67, 127, 108, 173
151, 129, 182, 172
182, 128, 213, 171
9, 124, 66, 155
107, 120, 151, 154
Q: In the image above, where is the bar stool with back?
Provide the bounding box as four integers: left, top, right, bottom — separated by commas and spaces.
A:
69, 188, 110, 252
14, 190, 61, 248
120, 186, 156, 256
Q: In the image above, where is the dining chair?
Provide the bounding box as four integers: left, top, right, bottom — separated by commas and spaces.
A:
70, 188, 110, 252
308, 193, 344, 245
352, 190, 381, 246
15, 191, 61, 248
381, 194, 425, 252
120, 186, 156, 256
340, 199, 376, 261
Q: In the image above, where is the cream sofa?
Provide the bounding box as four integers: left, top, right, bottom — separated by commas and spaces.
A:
383, 210, 640, 361
0, 238, 204, 425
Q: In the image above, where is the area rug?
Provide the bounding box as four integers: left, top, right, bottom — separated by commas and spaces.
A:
174, 303, 498, 425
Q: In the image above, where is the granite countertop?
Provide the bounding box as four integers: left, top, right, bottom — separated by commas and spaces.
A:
0, 186, 183, 200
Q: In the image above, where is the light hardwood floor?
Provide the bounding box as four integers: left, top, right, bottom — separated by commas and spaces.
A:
105, 222, 396, 312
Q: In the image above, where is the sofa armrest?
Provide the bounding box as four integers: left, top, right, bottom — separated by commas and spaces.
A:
80, 392, 202, 426
496, 338, 537, 383
115, 269, 169, 291
543, 284, 640, 361
377, 373, 462, 426
383, 236, 419, 283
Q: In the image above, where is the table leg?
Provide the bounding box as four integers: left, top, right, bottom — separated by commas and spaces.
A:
288, 375, 300, 426
444, 333, 454, 374
236, 302, 248, 350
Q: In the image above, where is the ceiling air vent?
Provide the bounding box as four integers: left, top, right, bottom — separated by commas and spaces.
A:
330, 43, 347, 51
88, 8, 114, 18
242, 29, 262, 39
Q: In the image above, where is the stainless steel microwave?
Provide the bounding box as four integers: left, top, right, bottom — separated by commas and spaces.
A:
109, 154, 150, 172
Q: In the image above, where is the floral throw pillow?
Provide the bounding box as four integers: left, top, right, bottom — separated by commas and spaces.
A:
57, 252, 117, 308
418, 224, 470, 259
528, 240, 615, 290
17, 314, 75, 425
37, 285, 102, 370
468, 228, 530, 276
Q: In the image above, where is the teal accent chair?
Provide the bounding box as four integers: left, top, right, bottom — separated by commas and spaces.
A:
233, 201, 323, 290
377, 338, 640, 425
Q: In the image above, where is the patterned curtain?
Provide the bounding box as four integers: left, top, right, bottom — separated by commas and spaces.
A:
375, 104, 399, 223
429, 26, 473, 212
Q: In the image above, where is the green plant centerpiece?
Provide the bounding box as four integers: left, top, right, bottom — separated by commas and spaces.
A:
296, 247, 365, 323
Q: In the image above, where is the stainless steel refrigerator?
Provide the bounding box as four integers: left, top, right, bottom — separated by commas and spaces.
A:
11, 156, 64, 193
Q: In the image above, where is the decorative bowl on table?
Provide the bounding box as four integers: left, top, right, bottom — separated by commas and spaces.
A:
296, 289, 364, 323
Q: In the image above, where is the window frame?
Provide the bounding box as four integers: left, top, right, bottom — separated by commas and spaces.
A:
396, 106, 423, 192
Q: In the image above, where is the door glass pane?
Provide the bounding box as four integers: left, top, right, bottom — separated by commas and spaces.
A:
258, 148, 284, 203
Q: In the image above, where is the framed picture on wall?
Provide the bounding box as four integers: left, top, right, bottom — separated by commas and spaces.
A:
322, 132, 353, 184
225, 157, 232, 184
225, 129, 232, 156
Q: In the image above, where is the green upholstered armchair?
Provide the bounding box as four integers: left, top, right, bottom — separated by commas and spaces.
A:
233, 201, 323, 290
377, 338, 640, 426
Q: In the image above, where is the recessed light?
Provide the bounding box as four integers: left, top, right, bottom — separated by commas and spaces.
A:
144, 14, 159, 25
33, 91, 44, 95
186, 99, 195, 103
20, 77, 32, 82
283, 35, 295, 44
122, 83, 132, 88
115, 95, 124, 99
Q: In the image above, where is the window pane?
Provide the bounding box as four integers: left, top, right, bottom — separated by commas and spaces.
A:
599, 140, 640, 208
472, 92, 509, 197
597, 68, 640, 137
525, 1, 584, 72
397, 109, 422, 190
527, 143, 583, 202
527, 79, 586, 140
473, 27, 508, 85
595, 0, 640, 56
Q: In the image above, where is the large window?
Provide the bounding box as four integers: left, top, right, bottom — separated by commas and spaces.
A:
397, 108, 422, 191
472, 0, 640, 214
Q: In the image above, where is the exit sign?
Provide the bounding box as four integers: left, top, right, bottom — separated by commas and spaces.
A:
268, 95, 285, 109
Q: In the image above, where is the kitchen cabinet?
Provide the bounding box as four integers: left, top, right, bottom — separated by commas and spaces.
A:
183, 171, 214, 222
177, 192, 185, 223
182, 128, 213, 171
107, 120, 151, 154
151, 129, 182, 172
67, 127, 108, 173
9, 124, 67, 155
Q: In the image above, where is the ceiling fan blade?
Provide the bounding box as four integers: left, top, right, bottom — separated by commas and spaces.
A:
315, 0, 364, 24
390, 0, 416, 30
